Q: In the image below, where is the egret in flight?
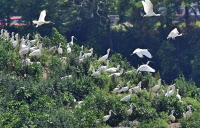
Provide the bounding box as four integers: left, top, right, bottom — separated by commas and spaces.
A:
33, 10, 53, 27
167, 28, 183, 40
137, 61, 155, 73
142, 0, 161, 17
131, 48, 152, 58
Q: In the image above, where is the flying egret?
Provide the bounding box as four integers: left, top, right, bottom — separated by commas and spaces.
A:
112, 84, 122, 93
29, 43, 43, 56
58, 43, 63, 55
98, 60, 110, 72
106, 65, 120, 73
119, 81, 130, 93
102, 110, 116, 122
120, 89, 133, 102
151, 78, 161, 93
137, 61, 155, 73
131, 48, 152, 58
108, 68, 124, 77
70, 36, 77, 46
30, 41, 40, 52
167, 28, 183, 40
33, 10, 53, 27
98, 48, 110, 62
169, 110, 176, 123
142, 0, 161, 17
165, 84, 176, 97
127, 103, 136, 116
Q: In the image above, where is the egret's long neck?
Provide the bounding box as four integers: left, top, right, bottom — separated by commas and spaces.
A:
39, 44, 43, 50
71, 37, 74, 42
188, 106, 191, 111
106, 61, 109, 67
120, 69, 124, 75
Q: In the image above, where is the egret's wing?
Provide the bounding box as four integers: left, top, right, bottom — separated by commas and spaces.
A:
32, 20, 38, 24
137, 65, 155, 72
140, 50, 152, 58
172, 28, 179, 35
145, 0, 154, 13
38, 10, 46, 21
136, 52, 144, 58
142, 1, 148, 14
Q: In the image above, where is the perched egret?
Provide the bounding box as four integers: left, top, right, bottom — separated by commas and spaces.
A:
142, 0, 161, 17
98, 48, 110, 62
108, 68, 124, 77
185, 105, 192, 119
48, 46, 57, 53
33, 10, 53, 27
82, 48, 93, 58
29, 43, 43, 56
98, 60, 110, 72
112, 84, 122, 93
79, 51, 84, 63
106, 65, 120, 73
70, 36, 77, 46
58, 43, 63, 55
127, 103, 136, 116
120, 89, 133, 102
167, 28, 183, 40
176, 89, 182, 102
19, 41, 31, 55
151, 78, 161, 93
165, 84, 176, 97
102, 110, 116, 122
30, 41, 40, 52
91, 69, 101, 77
130, 81, 142, 93
137, 61, 155, 73
67, 43, 71, 53
119, 81, 130, 93
131, 48, 152, 58
169, 110, 176, 123
12, 34, 18, 47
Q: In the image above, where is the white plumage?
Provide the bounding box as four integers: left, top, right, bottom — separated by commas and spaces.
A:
33, 10, 52, 27
29, 43, 43, 56
169, 110, 176, 123
98, 60, 110, 72
58, 43, 63, 54
131, 48, 152, 58
102, 110, 116, 122
98, 48, 110, 62
119, 81, 130, 93
112, 84, 122, 93
165, 84, 176, 97
106, 65, 120, 73
108, 68, 124, 77
167, 28, 183, 40
127, 103, 135, 116
120, 89, 133, 102
137, 61, 155, 73
142, 0, 161, 17
151, 78, 161, 93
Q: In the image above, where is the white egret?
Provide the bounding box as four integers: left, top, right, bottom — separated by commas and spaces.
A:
33, 10, 53, 27
98, 60, 110, 72
119, 81, 130, 93
112, 84, 122, 93
58, 43, 63, 55
127, 103, 136, 116
108, 68, 124, 77
169, 110, 176, 123
82, 48, 93, 58
142, 0, 161, 17
91, 69, 101, 77
106, 65, 120, 73
67, 43, 71, 53
12, 35, 18, 47
176, 89, 182, 102
151, 78, 161, 93
98, 48, 110, 62
167, 28, 183, 40
48, 46, 57, 53
30, 41, 40, 52
120, 89, 133, 102
30, 34, 40, 45
130, 81, 142, 93
29, 43, 43, 56
19, 41, 31, 55
102, 110, 116, 122
165, 84, 176, 97
70, 36, 77, 46
137, 61, 155, 73
131, 48, 152, 58
79, 51, 84, 63
185, 105, 192, 119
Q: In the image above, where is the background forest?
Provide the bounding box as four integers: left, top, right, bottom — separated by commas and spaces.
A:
1, 0, 200, 127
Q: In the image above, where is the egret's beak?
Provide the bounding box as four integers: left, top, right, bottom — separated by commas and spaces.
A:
89, 48, 93, 51
74, 37, 77, 40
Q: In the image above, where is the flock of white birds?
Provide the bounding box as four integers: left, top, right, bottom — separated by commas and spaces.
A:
0, 0, 192, 125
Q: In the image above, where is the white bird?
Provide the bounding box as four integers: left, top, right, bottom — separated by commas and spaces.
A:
127, 103, 136, 116
119, 81, 130, 93
91, 69, 101, 77
12, 35, 18, 47
165, 84, 176, 97
48, 46, 57, 53
169, 110, 176, 123
58, 43, 63, 54
120, 89, 133, 102
142, 0, 161, 17
185, 105, 192, 119
112, 84, 122, 93
67, 43, 71, 53
30, 34, 40, 45
131, 48, 152, 58
33, 10, 52, 27
151, 78, 161, 93
106, 65, 120, 73
176, 89, 182, 102
30, 41, 40, 52
82, 48, 93, 58
102, 110, 116, 122
108, 68, 124, 77
29, 43, 43, 56
19, 41, 31, 55
79, 51, 84, 63
137, 61, 155, 73
130, 81, 142, 93
98, 48, 110, 62
70, 36, 77, 46
167, 28, 183, 40
98, 60, 110, 72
